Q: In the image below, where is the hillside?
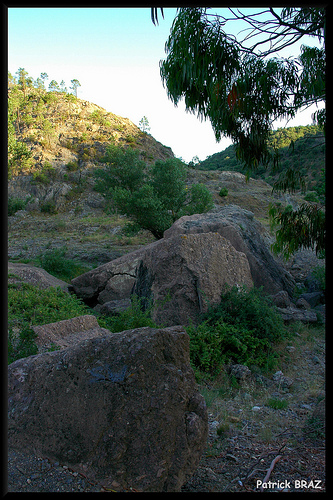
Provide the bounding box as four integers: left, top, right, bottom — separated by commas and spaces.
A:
7, 81, 319, 268
197, 126, 325, 203
8, 83, 174, 211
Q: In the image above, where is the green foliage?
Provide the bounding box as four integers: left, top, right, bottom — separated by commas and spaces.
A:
269, 202, 325, 259
219, 187, 228, 197
40, 200, 57, 214
98, 295, 157, 333
95, 145, 146, 194
139, 116, 150, 134
8, 139, 33, 177
187, 285, 287, 379
94, 146, 213, 239
38, 248, 91, 281
32, 163, 57, 185
8, 196, 32, 216
8, 282, 90, 364
159, 8, 325, 259
266, 398, 288, 409
198, 126, 325, 195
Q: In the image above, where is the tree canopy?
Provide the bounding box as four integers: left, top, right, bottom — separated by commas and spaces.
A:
154, 7, 325, 257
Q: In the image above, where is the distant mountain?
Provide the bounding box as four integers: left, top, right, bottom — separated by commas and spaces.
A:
197, 125, 325, 202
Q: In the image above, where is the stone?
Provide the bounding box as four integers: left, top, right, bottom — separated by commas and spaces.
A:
299, 291, 324, 308
228, 364, 251, 382
276, 306, 317, 324
94, 299, 132, 316
72, 232, 253, 327
163, 205, 295, 296
8, 326, 208, 492
133, 232, 253, 327
8, 262, 69, 291
272, 371, 293, 389
271, 290, 291, 308
71, 244, 151, 306
32, 315, 110, 353
295, 297, 311, 310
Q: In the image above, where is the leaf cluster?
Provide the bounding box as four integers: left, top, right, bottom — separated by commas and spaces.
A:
269, 202, 325, 259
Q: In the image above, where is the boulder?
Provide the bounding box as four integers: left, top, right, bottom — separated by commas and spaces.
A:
32, 315, 110, 353
163, 205, 296, 296
228, 364, 251, 382
271, 290, 291, 308
71, 244, 154, 306
299, 291, 324, 308
8, 261, 69, 291
276, 306, 317, 324
8, 326, 208, 492
72, 232, 253, 326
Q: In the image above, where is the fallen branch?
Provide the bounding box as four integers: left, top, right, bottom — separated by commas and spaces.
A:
260, 455, 282, 491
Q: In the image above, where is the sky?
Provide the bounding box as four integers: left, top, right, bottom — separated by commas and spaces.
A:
8, 7, 324, 163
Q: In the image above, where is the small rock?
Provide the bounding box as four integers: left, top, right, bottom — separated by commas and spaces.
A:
229, 364, 251, 382
252, 406, 261, 411
272, 371, 293, 389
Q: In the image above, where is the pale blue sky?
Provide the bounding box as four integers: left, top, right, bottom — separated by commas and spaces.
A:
8, 7, 324, 162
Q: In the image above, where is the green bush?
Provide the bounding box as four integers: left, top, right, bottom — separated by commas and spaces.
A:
202, 285, 286, 343
187, 285, 288, 379
219, 187, 229, 197
8, 282, 90, 363
38, 248, 91, 281
8, 196, 32, 216
40, 200, 57, 214
97, 295, 157, 332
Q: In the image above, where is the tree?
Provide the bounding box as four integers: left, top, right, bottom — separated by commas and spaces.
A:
60, 80, 67, 93
154, 7, 325, 257
139, 116, 151, 133
48, 80, 60, 92
70, 79, 81, 97
94, 146, 213, 239
15, 67, 29, 99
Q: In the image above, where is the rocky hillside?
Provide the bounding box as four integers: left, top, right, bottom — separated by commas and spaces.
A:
7, 82, 317, 269
197, 125, 325, 202
8, 84, 174, 213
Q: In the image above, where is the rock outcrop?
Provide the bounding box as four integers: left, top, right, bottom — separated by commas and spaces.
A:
72, 231, 253, 326
8, 261, 69, 291
163, 205, 296, 296
8, 325, 208, 492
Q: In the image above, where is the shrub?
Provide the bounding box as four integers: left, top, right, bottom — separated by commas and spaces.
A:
8, 196, 32, 216
38, 248, 91, 281
97, 295, 157, 333
8, 282, 90, 363
219, 187, 229, 197
40, 200, 57, 214
65, 160, 79, 171
202, 285, 286, 343
187, 285, 288, 379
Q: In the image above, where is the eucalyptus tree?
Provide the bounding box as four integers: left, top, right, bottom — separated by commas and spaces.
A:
153, 7, 325, 257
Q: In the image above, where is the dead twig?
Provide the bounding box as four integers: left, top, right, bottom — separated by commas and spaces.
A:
260, 455, 282, 491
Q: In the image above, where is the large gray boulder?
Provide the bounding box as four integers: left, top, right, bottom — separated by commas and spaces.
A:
72, 232, 253, 326
164, 205, 296, 296
8, 325, 208, 492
